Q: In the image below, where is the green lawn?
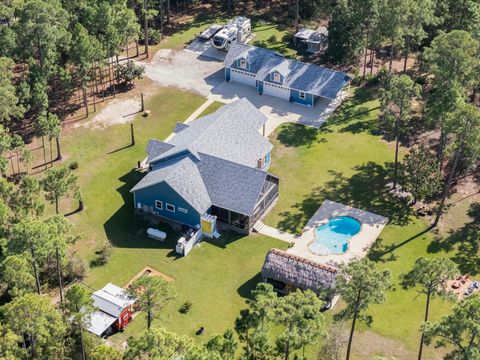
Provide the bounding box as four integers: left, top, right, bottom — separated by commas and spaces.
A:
196, 100, 225, 118
50, 15, 468, 358
264, 87, 454, 359
57, 87, 287, 347
251, 21, 300, 59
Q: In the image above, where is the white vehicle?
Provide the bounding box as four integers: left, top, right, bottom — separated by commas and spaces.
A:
212, 17, 251, 51
198, 24, 223, 41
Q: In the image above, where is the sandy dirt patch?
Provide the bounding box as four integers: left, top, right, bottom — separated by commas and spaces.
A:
77, 97, 143, 129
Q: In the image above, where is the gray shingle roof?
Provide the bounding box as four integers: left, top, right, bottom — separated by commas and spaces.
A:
198, 153, 267, 216
146, 140, 175, 162
131, 156, 211, 214
150, 98, 270, 168
131, 99, 274, 217
226, 43, 351, 100
224, 43, 279, 74
261, 248, 338, 293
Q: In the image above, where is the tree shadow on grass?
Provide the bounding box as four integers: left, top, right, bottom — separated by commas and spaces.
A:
276, 162, 413, 234
103, 169, 181, 252
237, 272, 263, 299
275, 123, 326, 148
368, 225, 435, 263
203, 231, 245, 249
427, 203, 480, 275
319, 87, 380, 136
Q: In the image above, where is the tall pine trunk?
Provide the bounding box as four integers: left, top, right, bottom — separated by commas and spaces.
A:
49, 138, 53, 167
389, 43, 394, 73
295, 0, 299, 33
403, 36, 411, 73
56, 246, 64, 304
56, 137, 62, 161
433, 149, 461, 226
82, 87, 89, 117
144, 0, 149, 58
363, 27, 370, 78
166, 0, 170, 23
438, 124, 446, 172
55, 194, 59, 215
346, 290, 361, 360
41, 136, 47, 170
418, 290, 431, 360
79, 323, 86, 360
30, 244, 41, 295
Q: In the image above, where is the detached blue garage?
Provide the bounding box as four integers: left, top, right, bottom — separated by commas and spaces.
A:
224, 43, 351, 107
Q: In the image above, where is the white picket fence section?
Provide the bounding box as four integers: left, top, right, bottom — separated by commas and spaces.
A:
176, 229, 203, 256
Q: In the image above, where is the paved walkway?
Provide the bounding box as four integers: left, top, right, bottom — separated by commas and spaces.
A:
254, 221, 297, 244
184, 98, 216, 122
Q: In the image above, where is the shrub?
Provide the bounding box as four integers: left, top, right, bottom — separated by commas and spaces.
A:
115, 61, 145, 86
147, 29, 161, 45
267, 34, 277, 44
90, 243, 112, 267
68, 161, 79, 171
179, 301, 193, 314
65, 255, 88, 280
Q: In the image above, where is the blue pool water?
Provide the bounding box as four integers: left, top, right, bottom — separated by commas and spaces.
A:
309, 216, 361, 255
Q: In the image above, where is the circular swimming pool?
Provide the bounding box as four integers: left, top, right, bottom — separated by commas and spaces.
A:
308, 216, 361, 255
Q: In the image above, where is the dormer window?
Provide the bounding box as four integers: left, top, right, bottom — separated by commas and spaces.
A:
240, 59, 248, 69
273, 73, 281, 83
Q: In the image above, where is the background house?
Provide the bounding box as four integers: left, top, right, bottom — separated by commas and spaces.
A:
131, 99, 280, 234
224, 43, 350, 107
293, 27, 328, 54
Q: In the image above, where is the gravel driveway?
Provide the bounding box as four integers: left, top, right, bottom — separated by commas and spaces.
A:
143, 49, 224, 97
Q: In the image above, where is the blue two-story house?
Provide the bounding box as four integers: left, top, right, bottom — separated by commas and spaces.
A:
130, 99, 279, 234
224, 43, 351, 107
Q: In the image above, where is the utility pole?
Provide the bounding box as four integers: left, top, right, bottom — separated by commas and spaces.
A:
131, 124, 135, 146
144, 0, 149, 58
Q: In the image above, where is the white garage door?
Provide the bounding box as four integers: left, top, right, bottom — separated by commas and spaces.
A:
230, 69, 257, 87
263, 82, 291, 100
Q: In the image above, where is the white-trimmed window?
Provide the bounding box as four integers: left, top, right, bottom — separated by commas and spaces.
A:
155, 200, 163, 210
178, 207, 188, 214
299, 91, 306, 99
239, 60, 248, 69
166, 203, 175, 212
273, 73, 281, 82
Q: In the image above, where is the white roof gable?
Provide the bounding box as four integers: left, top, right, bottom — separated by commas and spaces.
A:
85, 310, 117, 336
92, 283, 135, 318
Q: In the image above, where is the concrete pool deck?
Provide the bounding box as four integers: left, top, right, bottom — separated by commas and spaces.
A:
287, 200, 389, 267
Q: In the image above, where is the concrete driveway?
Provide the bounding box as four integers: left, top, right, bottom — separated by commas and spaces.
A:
209, 81, 347, 134
143, 49, 224, 97
185, 38, 227, 61
142, 47, 346, 133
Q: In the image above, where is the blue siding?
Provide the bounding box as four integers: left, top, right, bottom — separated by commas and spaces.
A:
291, 90, 314, 106
225, 67, 231, 81
264, 151, 271, 170
269, 71, 284, 84
134, 181, 202, 228
256, 80, 263, 94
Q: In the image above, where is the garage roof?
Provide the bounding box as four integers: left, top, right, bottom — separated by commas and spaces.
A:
225, 43, 351, 100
